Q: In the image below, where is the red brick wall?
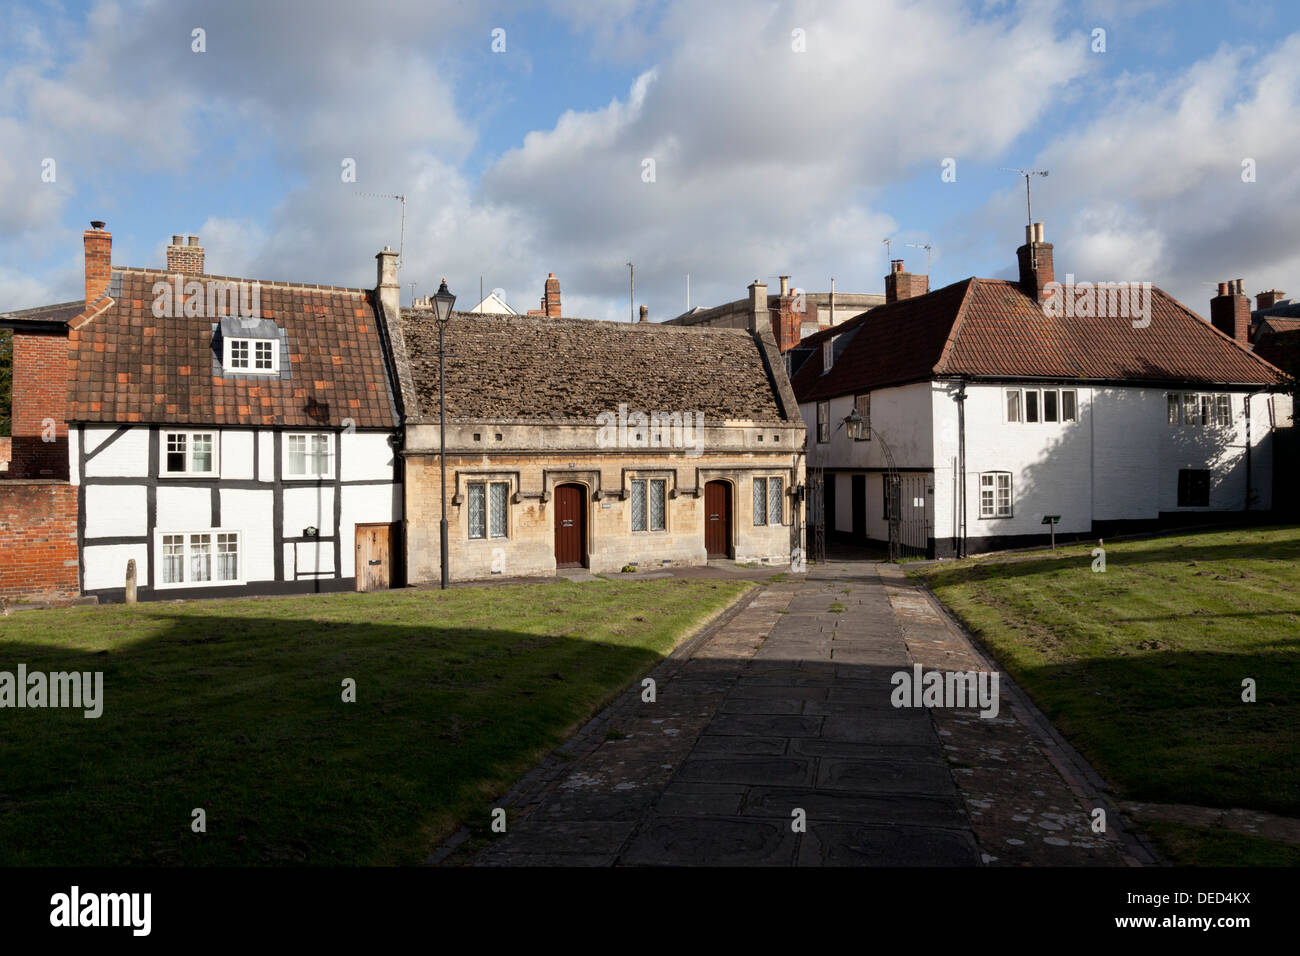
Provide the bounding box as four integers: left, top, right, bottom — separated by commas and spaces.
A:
8, 332, 69, 479
0, 481, 79, 602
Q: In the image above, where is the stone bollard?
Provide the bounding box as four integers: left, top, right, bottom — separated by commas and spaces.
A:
125, 559, 137, 605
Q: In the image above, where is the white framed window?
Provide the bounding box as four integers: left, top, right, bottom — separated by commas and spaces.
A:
753, 476, 784, 526
162, 431, 218, 476
1006, 388, 1076, 424
816, 401, 829, 443
224, 336, 279, 373
468, 481, 510, 539
822, 339, 833, 374
979, 473, 1012, 518
854, 393, 871, 440
156, 530, 242, 588
1169, 392, 1232, 427
285, 433, 333, 479
630, 478, 667, 533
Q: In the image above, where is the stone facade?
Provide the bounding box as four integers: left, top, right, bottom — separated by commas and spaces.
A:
403, 434, 804, 583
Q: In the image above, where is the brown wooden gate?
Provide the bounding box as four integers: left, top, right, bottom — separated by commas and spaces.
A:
553, 483, 587, 568
704, 480, 731, 558
355, 522, 396, 591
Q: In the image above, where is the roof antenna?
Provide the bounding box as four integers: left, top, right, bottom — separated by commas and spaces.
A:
905, 242, 933, 275
1000, 168, 1049, 227
355, 191, 407, 269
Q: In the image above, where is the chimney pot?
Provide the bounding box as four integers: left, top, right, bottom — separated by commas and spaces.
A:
90, 220, 105, 230
172, 235, 184, 246
188, 235, 199, 246
779, 275, 790, 296
639, 305, 649, 323
1218, 282, 1230, 296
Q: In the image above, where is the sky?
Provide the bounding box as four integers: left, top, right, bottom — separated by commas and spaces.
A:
2, 0, 1299, 321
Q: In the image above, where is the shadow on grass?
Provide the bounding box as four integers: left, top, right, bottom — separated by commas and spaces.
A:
0, 610, 682, 866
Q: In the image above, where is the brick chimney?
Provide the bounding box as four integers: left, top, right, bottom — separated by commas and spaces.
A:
1016, 222, 1054, 303
1255, 288, 1286, 311
167, 234, 205, 274
747, 279, 770, 335
771, 282, 802, 353
884, 259, 929, 304
639, 305, 649, 323
84, 221, 111, 305
544, 273, 561, 317
1210, 279, 1250, 345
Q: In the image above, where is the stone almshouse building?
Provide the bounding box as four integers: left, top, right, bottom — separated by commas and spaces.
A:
373, 253, 805, 582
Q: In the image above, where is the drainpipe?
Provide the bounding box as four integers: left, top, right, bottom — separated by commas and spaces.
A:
1244, 393, 1253, 513
956, 380, 967, 558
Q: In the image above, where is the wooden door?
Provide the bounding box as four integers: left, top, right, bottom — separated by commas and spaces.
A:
355, 523, 392, 591
704, 480, 731, 558
852, 475, 866, 541
553, 483, 587, 568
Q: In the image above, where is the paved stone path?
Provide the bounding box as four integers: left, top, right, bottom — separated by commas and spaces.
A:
464, 560, 1148, 866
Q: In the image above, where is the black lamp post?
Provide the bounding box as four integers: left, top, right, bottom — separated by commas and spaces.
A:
432, 277, 456, 589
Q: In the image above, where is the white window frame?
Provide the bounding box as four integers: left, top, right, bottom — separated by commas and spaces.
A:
979, 472, 1012, 519
467, 480, 511, 540
154, 529, 243, 589
161, 430, 219, 476
816, 401, 829, 443
283, 432, 335, 480
822, 339, 833, 374
1006, 388, 1077, 424
1170, 392, 1232, 428
224, 336, 280, 374
854, 393, 871, 441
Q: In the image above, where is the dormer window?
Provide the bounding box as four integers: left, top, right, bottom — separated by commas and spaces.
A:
225, 337, 279, 373
822, 339, 833, 374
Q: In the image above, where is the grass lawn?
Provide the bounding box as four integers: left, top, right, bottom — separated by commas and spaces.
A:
0, 577, 749, 865
909, 526, 1300, 860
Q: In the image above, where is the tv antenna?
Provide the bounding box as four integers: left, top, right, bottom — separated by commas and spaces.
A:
905, 242, 933, 275
1000, 169, 1048, 225
355, 191, 407, 268
881, 236, 893, 262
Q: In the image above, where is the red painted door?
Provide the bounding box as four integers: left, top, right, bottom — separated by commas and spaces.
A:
554, 483, 587, 568
705, 480, 731, 558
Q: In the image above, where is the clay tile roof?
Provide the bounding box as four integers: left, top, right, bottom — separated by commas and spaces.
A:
399, 310, 793, 423
66, 269, 397, 428
1252, 318, 1300, 373
794, 277, 1287, 403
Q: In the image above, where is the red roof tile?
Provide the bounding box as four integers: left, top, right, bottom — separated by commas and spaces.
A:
794, 277, 1287, 403
66, 269, 397, 428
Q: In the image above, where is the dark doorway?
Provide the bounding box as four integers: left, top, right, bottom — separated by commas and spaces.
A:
824, 472, 837, 539
851, 474, 866, 541
704, 480, 732, 558
554, 483, 588, 568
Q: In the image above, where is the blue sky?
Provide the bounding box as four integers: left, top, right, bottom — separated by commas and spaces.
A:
3, 0, 1300, 319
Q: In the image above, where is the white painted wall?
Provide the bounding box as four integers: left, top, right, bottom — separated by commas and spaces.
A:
83, 543, 148, 591
220, 430, 255, 481
221, 488, 275, 582
84, 485, 147, 538
341, 431, 396, 481
83, 427, 150, 478
283, 485, 335, 539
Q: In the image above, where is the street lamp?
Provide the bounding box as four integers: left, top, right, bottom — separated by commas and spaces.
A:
433, 277, 456, 589
842, 409, 865, 441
